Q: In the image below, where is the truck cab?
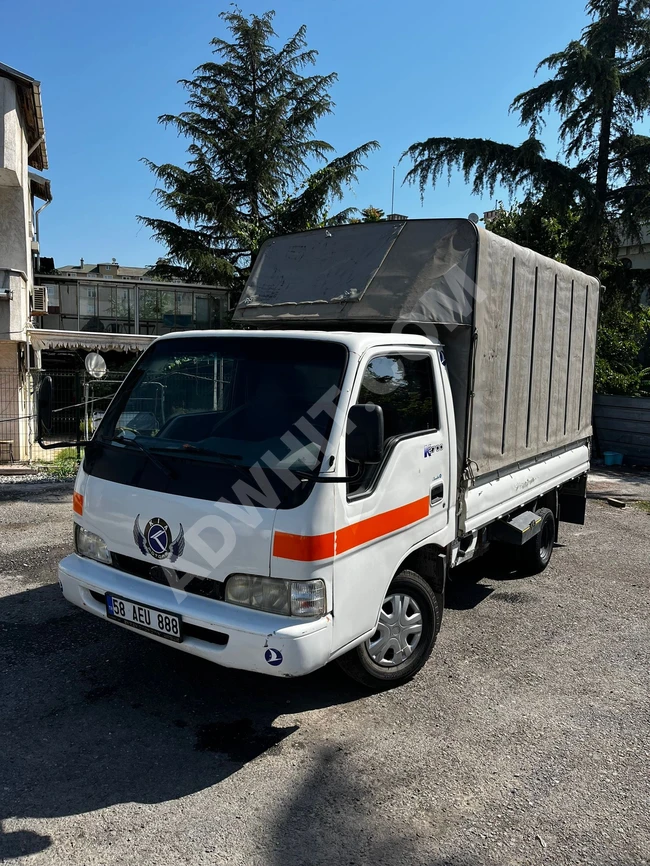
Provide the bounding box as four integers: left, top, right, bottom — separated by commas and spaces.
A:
60, 330, 455, 687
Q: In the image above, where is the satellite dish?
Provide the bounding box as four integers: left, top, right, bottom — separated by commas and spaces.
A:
468, 212, 480, 224
85, 352, 107, 379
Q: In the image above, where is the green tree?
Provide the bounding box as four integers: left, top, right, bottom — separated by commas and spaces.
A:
484, 199, 582, 263
595, 296, 650, 394
361, 205, 385, 222
403, 0, 650, 275
139, 10, 378, 289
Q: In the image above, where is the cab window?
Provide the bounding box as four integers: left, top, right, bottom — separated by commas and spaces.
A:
357, 354, 438, 443
348, 353, 438, 496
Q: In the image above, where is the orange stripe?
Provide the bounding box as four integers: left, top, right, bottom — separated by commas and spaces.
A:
273, 496, 430, 562
272, 531, 335, 562
336, 496, 430, 555
73, 492, 84, 516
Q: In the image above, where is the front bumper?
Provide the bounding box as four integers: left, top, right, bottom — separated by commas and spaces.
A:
58, 554, 332, 677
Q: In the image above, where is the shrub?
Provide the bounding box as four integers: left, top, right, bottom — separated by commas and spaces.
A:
42, 448, 80, 480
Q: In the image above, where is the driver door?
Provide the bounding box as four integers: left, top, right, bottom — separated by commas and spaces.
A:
332, 349, 450, 651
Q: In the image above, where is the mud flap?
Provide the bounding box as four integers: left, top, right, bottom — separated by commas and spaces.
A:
559, 474, 588, 525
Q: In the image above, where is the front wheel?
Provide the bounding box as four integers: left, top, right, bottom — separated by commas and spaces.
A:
337, 569, 441, 690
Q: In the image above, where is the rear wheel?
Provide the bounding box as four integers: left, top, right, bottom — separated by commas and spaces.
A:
518, 507, 555, 575
337, 569, 440, 690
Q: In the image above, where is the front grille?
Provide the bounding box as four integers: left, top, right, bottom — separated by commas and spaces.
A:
110, 552, 225, 601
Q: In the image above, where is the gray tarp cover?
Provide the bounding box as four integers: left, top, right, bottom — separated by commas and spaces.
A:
235, 219, 600, 478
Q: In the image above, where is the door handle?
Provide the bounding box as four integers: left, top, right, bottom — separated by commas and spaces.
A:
430, 482, 444, 505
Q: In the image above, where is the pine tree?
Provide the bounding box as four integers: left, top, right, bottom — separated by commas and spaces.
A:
139, 10, 378, 288
403, 0, 650, 274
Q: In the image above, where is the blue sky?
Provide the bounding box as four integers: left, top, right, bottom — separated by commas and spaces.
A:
4, 0, 591, 268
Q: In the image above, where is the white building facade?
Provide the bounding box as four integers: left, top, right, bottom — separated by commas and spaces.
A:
0, 62, 50, 461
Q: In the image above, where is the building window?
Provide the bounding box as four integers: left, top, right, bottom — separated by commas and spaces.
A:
80, 286, 97, 317
195, 295, 210, 327
44, 285, 60, 313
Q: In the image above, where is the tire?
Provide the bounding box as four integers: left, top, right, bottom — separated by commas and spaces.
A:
518, 507, 555, 575
337, 569, 441, 690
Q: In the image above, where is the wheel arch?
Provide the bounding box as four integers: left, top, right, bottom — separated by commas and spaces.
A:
396, 543, 448, 597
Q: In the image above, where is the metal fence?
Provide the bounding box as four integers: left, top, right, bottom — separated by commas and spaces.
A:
0, 368, 129, 464
0, 368, 24, 463
82, 373, 130, 439
30, 370, 83, 450
29, 370, 129, 461
0, 361, 234, 465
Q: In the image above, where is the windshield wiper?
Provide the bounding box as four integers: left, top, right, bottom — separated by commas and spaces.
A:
151, 443, 243, 461
111, 434, 175, 479
149, 443, 250, 480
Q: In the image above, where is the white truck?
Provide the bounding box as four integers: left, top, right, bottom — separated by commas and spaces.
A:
41, 218, 600, 688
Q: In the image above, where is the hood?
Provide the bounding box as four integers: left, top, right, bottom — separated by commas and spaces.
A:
81, 475, 276, 581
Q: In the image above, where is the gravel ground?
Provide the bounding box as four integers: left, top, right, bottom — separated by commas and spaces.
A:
0, 482, 649, 866
0, 471, 59, 484
588, 466, 650, 501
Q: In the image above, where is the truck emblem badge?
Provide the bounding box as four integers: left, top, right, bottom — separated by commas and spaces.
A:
133, 515, 185, 562
424, 444, 434, 458
265, 648, 283, 666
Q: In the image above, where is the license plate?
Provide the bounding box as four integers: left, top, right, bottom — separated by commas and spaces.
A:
105, 594, 182, 643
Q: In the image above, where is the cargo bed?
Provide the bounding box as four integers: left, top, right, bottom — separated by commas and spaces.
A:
234, 218, 600, 486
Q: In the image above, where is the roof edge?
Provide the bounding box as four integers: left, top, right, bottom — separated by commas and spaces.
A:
0, 61, 48, 170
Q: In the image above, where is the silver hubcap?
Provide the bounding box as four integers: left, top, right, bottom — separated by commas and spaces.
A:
366, 593, 423, 667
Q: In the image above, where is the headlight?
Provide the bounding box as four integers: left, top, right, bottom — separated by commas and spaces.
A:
225, 574, 326, 617
74, 524, 111, 564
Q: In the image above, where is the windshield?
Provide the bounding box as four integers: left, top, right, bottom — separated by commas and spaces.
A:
97, 336, 347, 472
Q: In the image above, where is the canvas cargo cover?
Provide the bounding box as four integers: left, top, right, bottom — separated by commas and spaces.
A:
234, 219, 600, 478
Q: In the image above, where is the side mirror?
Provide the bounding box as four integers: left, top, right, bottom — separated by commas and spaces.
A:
346, 403, 384, 464
35, 376, 87, 449
37, 375, 54, 440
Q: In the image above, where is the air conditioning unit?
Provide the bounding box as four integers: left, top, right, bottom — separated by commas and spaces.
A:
31, 285, 48, 315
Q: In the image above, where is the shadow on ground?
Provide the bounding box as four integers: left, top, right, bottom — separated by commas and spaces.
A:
445, 544, 527, 610
0, 481, 74, 504
266, 745, 481, 866
1, 547, 535, 863
0, 582, 363, 860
